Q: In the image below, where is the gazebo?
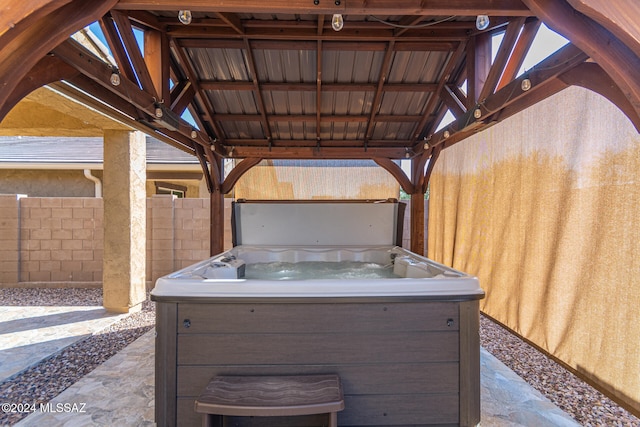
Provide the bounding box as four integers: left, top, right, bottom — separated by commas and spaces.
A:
1, 0, 639, 423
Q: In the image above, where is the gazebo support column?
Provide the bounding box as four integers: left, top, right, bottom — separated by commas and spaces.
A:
210, 186, 224, 255
102, 130, 146, 313
410, 191, 425, 255
209, 154, 225, 256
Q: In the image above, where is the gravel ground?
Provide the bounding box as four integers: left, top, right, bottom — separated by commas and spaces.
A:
0, 288, 639, 426
480, 314, 640, 426
0, 288, 154, 426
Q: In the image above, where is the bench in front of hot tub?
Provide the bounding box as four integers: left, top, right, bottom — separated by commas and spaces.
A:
194, 374, 344, 426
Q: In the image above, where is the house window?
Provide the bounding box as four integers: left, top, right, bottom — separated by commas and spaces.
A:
155, 182, 187, 198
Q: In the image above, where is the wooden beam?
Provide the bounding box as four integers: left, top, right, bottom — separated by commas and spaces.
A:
410, 153, 430, 256
496, 18, 541, 91
478, 17, 526, 101
412, 42, 467, 142
428, 43, 589, 151
51, 80, 197, 155
51, 39, 211, 151
1, 55, 79, 119
523, 0, 640, 119
316, 40, 323, 143
113, 0, 533, 16
559, 62, 640, 132
468, 32, 492, 104
213, 114, 422, 123
373, 158, 414, 194
144, 28, 171, 103
440, 84, 467, 118
169, 81, 195, 115
423, 145, 443, 193
567, 0, 640, 58
111, 10, 159, 98
194, 144, 214, 194
230, 146, 407, 159
100, 15, 137, 83
199, 81, 438, 92
210, 159, 225, 254
364, 41, 396, 146
126, 10, 165, 32
171, 39, 226, 150
243, 38, 272, 142
221, 157, 263, 194
167, 25, 471, 42
216, 12, 244, 35
0, 0, 68, 40
0, 0, 117, 122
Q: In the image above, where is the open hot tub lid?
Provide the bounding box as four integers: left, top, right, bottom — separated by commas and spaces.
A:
232, 199, 404, 247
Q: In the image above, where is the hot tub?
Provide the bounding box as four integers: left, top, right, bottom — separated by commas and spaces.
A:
151, 200, 484, 427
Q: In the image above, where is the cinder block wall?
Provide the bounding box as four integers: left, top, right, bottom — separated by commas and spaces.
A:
17, 197, 103, 283
0, 195, 423, 287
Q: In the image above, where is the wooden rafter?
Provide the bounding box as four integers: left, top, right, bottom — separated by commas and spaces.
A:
440, 85, 467, 119
478, 17, 526, 101
427, 43, 589, 151
210, 114, 423, 123
412, 41, 467, 144
363, 41, 396, 148
51, 38, 211, 151
198, 81, 439, 92
230, 146, 407, 159
168, 26, 471, 43
496, 18, 541, 91
111, 11, 159, 99
169, 81, 195, 115
316, 40, 323, 143
100, 14, 137, 82
170, 39, 226, 149
50, 80, 197, 156
243, 38, 273, 145
216, 12, 244, 35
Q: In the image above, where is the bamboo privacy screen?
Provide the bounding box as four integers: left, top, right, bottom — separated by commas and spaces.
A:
234, 160, 399, 200
428, 86, 640, 415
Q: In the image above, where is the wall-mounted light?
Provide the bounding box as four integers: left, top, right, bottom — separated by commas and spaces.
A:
191, 129, 198, 139
473, 108, 482, 119
521, 78, 532, 91
332, 14, 344, 31
443, 130, 450, 139
475, 15, 490, 31
178, 10, 192, 25
153, 103, 180, 131
110, 70, 121, 86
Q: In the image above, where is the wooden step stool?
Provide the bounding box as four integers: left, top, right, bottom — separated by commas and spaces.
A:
194, 374, 344, 427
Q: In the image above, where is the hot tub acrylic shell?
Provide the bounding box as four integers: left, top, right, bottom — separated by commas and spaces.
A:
152, 245, 483, 301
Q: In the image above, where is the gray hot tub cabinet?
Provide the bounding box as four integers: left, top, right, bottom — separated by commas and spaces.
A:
152, 200, 484, 427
